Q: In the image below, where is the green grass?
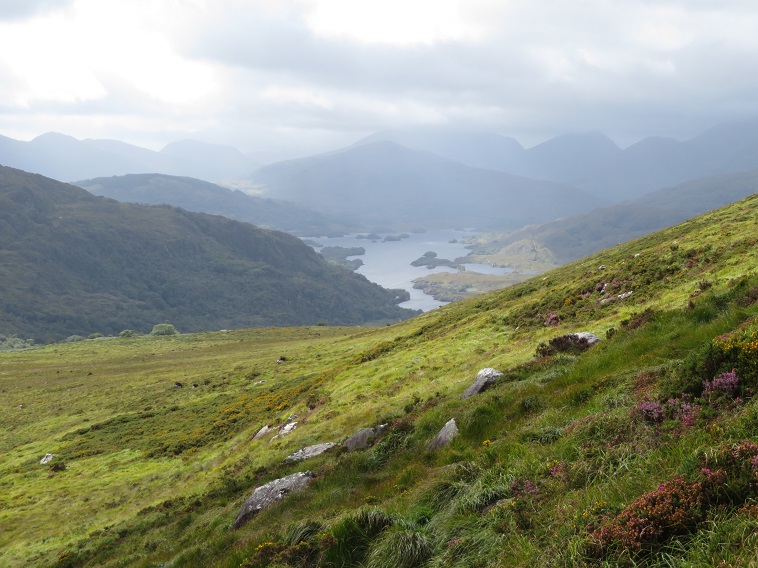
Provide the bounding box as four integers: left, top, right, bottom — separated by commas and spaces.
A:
1, 194, 758, 567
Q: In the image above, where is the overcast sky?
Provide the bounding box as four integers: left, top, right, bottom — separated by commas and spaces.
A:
1, 0, 758, 160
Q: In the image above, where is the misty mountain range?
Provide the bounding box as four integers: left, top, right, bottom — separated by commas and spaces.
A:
0, 132, 259, 182
248, 140, 598, 230
357, 120, 758, 200
3, 120, 758, 202
3, 118, 758, 253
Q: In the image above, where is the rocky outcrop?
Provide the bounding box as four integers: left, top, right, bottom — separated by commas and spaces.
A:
284, 442, 336, 462
253, 425, 272, 440
461, 368, 503, 399
280, 422, 297, 435
426, 418, 459, 451
232, 471, 315, 529
343, 425, 387, 451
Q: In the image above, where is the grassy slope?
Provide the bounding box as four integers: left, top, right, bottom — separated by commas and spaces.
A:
1, 194, 757, 567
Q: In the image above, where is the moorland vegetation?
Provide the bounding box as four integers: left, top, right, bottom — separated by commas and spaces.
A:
1, 193, 758, 567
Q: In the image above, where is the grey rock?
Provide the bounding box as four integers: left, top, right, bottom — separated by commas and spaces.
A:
461, 367, 503, 399
343, 424, 387, 451
570, 332, 602, 345
279, 422, 297, 436
426, 418, 459, 451
232, 471, 314, 529
600, 291, 633, 305
40, 453, 54, 465
284, 442, 337, 462
253, 425, 272, 440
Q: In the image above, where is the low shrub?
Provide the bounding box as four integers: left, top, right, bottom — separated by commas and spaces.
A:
150, 323, 178, 336
535, 333, 592, 358
590, 475, 705, 555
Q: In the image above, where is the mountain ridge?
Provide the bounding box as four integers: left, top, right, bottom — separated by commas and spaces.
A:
251, 140, 600, 230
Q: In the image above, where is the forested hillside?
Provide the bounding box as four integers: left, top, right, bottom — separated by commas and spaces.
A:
0, 166, 416, 340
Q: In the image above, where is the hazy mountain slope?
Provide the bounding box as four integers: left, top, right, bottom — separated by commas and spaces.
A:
251, 141, 599, 230
0, 166, 416, 340
159, 140, 259, 180
76, 173, 351, 235
473, 168, 758, 263
3, 192, 758, 567
355, 127, 527, 172
360, 121, 758, 201
0, 133, 259, 182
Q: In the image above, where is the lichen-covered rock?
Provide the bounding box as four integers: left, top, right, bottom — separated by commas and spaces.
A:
284, 442, 336, 462
343, 425, 387, 451
461, 368, 503, 399
570, 332, 602, 345
426, 418, 459, 451
232, 471, 315, 529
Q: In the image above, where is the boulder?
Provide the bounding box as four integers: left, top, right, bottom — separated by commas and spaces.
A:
253, 425, 272, 440
426, 418, 459, 451
284, 442, 337, 462
569, 332, 601, 346
279, 422, 297, 436
343, 425, 387, 451
232, 471, 315, 529
40, 453, 54, 465
461, 368, 503, 399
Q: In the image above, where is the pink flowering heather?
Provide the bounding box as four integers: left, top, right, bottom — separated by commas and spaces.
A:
703, 370, 739, 397
544, 312, 560, 326
666, 396, 700, 428
590, 475, 704, 554
635, 398, 665, 423
510, 479, 539, 496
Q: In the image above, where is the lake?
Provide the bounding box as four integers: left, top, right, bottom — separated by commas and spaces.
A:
305, 230, 511, 311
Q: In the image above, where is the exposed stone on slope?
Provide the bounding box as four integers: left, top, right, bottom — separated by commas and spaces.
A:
284, 442, 337, 462
427, 418, 459, 451
570, 332, 602, 345
461, 368, 503, 399
232, 471, 315, 529
343, 425, 387, 451
253, 425, 272, 440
